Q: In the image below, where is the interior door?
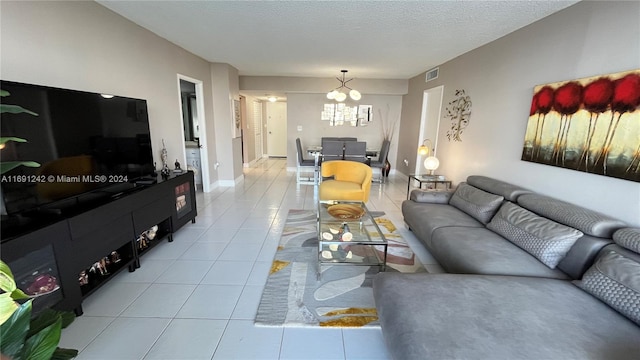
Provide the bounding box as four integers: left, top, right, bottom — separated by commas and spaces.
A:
253, 100, 263, 160
266, 102, 287, 157
415, 86, 444, 174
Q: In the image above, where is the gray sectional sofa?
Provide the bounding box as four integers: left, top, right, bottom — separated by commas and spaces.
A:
373, 176, 640, 359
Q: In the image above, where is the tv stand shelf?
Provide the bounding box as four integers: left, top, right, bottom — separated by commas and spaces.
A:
1, 172, 197, 316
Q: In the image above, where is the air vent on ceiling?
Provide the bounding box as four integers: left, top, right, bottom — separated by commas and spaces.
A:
425, 67, 439, 82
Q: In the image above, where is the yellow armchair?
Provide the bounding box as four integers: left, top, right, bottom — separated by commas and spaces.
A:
319, 160, 372, 203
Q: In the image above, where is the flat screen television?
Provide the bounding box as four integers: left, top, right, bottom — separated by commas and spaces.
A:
1, 80, 156, 216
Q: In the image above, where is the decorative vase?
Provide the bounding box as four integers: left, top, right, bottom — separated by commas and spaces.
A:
383, 159, 391, 177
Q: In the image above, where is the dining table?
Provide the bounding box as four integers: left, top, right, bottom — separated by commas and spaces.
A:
306, 145, 380, 183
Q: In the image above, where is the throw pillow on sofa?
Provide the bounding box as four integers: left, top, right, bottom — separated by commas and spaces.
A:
574, 249, 640, 326
487, 202, 583, 268
449, 182, 504, 224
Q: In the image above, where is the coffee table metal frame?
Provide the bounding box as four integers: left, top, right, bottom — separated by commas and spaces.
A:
316, 200, 388, 280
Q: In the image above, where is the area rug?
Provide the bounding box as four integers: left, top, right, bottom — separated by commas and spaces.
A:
255, 209, 426, 328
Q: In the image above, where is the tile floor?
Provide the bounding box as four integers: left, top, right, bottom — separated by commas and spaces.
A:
60, 158, 442, 360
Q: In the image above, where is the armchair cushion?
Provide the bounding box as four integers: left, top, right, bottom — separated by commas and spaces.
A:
319, 160, 372, 202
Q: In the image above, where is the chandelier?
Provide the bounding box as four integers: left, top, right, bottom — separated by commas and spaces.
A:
326, 70, 361, 102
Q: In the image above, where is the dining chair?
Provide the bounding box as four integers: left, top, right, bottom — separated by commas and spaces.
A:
321, 140, 344, 162
296, 138, 316, 185
369, 139, 390, 183
344, 141, 368, 163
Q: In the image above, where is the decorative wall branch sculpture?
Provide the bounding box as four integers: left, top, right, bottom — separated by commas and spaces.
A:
445, 89, 472, 142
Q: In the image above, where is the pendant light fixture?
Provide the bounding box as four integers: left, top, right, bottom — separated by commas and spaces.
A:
326, 70, 361, 102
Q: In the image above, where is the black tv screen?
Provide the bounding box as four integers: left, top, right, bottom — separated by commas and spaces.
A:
1, 81, 155, 216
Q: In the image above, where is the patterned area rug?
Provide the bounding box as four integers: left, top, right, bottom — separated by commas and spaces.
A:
255, 209, 425, 328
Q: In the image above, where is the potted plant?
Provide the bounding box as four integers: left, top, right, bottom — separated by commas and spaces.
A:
0, 260, 78, 360
378, 105, 399, 177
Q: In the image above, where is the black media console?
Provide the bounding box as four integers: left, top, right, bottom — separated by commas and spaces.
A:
1, 171, 197, 316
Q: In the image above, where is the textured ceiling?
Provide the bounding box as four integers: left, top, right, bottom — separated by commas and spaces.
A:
97, 0, 579, 80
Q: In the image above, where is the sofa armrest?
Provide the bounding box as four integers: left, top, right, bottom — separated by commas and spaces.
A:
410, 189, 454, 204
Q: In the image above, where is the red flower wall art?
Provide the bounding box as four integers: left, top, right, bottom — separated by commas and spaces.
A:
522, 69, 640, 183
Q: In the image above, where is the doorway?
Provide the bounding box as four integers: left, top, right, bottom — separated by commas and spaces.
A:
415, 86, 444, 174
266, 102, 287, 157
177, 75, 211, 192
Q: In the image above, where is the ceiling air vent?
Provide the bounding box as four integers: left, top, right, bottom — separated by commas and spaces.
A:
425, 67, 439, 82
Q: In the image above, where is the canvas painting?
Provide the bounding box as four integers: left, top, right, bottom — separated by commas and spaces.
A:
522, 69, 640, 183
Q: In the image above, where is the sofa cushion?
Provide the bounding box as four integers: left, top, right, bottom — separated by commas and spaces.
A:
431, 226, 569, 279
487, 202, 583, 268
517, 193, 626, 238
575, 246, 640, 326
373, 273, 640, 360
449, 182, 504, 224
613, 228, 640, 252
402, 200, 483, 250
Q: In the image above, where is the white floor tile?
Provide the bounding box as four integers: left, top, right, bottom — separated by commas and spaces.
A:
217, 241, 262, 261
154, 259, 213, 284
112, 259, 174, 284
171, 227, 207, 243
81, 282, 150, 317
200, 260, 253, 285
212, 320, 283, 360
343, 328, 393, 359
59, 316, 115, 352
121, 283, 196, 318
198, 227, 238, 243
78, 317, 170, 359
179, 241, 227, 261
176, 284, 243, 319
142, 240, 193, 260
231, 285, 264, 320
246, 261, 271, 286
280, 327, 345, 360
144, 319, 227, 359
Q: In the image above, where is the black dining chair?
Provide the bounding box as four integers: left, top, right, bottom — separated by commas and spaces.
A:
344, 141, 368, 163
369, 139, 390, 183
296, 138, 316, 184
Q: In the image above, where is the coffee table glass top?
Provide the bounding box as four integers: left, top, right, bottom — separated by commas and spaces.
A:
317, 200, 387, 267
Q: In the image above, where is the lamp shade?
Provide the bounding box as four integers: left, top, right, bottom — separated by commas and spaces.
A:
327, 90, 338, 100
423, 156, 440, 174
417, 145, 430, 156
335, 92, 347, 102
349, 89, 362, 101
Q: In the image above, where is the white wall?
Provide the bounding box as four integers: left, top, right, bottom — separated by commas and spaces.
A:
397, 1, 640, 226
0, 1, 219, 185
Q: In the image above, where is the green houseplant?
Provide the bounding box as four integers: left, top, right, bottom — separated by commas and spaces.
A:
0, 89, 40, 175
0, 261, 77, 360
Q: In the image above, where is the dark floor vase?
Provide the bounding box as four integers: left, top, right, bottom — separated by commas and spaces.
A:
383, 159, 391, 177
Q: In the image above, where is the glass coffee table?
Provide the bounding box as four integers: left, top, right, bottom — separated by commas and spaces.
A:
317, 200, 388, 279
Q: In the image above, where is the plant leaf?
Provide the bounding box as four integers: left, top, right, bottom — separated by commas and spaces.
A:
0, 161, 41, 175
0, 137, 28, 146
50, 347, 79, 360
0, 90, 10, 97
0, 299, 32, 358
11, 287, 30, 300
0, 261, 17, 293
22, 316, 61, 360
27, 309, 59, 339
59, 311, 76, 329
0, 104, 38, 116
0, 293, 19, 325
